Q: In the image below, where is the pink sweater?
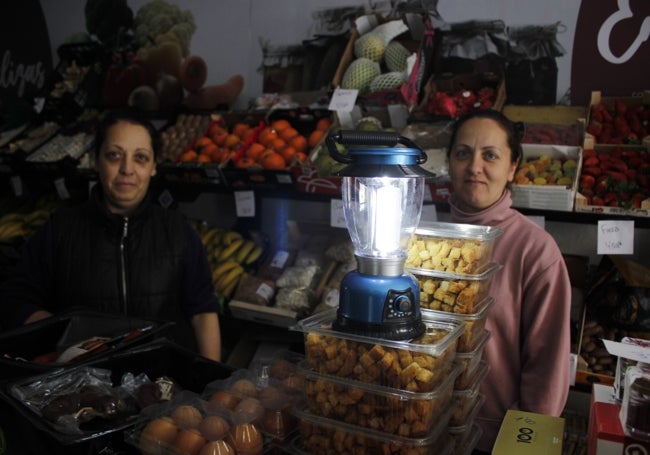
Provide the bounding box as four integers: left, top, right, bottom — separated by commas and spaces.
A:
449, 189, 572, 451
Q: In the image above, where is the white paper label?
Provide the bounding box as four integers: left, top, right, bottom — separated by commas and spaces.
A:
276, 173, 292, 184
329, 88, 358, 112
54, 178, 70, 200
387, 104, 409, 130
270, 250, 290, 269
256, 283, 275, 302
597, 220, 634, 255
10, 176, 23, 197
330, 199, 346, 228
235, 190, 255, 217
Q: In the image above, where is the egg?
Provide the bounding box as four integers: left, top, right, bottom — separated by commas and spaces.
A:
198, 440, 235, 455
269, 359, 296, 379
198, 415, 230, 441
173, 428, 207, 455
282, 373, 304, 391
228, 423, 263, 455
171, 404, 203, 429
139, 417, 179, 455
229, 378, 257, 397
209, 390, 240, 410
234, 397, 265, 424
258, 386, 286, 410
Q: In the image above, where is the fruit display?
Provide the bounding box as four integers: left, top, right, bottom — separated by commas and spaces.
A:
514, 154, 578, 186
577, 147, 650, 209
192, 224, 265, 300
338, 19, 413, 95
586, 98, 650, 145
159, 113, 212, 162
521, 123, 582, 146
0, 210, 51, 244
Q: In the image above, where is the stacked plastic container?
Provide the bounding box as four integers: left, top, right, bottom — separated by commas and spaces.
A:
405, 221, 503, 454
292, 307, 465, 454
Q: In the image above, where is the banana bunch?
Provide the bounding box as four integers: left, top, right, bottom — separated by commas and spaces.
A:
193, 225, 265, 300
0, 209, 51, 243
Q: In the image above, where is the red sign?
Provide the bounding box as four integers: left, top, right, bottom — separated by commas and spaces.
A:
571, 0, 650, 105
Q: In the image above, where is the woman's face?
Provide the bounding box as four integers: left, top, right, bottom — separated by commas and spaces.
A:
94, 120, 157, 216
448, 117, 518, 212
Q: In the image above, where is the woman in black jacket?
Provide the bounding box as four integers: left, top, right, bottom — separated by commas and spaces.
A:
0, 111, 222, 361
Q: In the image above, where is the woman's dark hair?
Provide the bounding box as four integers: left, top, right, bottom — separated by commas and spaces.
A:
447, 109, 523, 164
94, 110, 160, 159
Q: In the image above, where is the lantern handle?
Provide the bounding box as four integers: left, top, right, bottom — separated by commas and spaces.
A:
326, 131, 428, 164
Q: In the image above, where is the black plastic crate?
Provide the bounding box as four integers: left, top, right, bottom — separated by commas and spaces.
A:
0, 310, 173, 380
0, 338, 235, 454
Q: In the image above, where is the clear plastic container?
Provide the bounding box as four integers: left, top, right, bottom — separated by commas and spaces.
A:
452, 361, 489, 426
293, 404, 453, 455
293, 308, 465, 393
448, 393, 485, 430
409, 263, 501, 314
300, 360, 461, 437
455, 331, 491, 389
423, 297, 495, 353
449, 422, 483, 455
406, 222, 502, 274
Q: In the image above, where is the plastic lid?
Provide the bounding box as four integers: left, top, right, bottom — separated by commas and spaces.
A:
415, 221, 503, 241
455, 330, 491, 359
407, 262, 502, 281
422, 297, 496, 321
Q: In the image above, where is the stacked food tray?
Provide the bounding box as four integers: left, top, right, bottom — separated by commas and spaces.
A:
405, 221, 503, 453
291, 308, 464, 454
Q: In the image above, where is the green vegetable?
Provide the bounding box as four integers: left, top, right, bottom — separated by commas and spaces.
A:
134, 0, 196, 56
85, 0, 134, 48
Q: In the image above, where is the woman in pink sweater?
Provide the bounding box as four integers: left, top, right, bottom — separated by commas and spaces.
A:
446, 110, 572, 453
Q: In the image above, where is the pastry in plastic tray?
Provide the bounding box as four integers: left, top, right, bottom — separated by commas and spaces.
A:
409, 262, 501, 313
448, 393, 485, 429
422, 297, 495, 353
449, 422, 483, 455
455, 331, 490, 389
301, 360, 460, 437
294, 309, 465, 393
406, 222, 501, 274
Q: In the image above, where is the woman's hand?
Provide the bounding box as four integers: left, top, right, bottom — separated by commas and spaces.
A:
24, 310, 54, 324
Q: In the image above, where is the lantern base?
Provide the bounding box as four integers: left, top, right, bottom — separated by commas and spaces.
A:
333, 271, 425, 341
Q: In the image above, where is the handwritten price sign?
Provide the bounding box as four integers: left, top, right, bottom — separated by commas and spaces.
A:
597, 219, 634, 254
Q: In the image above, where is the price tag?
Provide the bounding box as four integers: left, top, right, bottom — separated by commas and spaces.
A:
354, 15, 379, 35
597, 220, 634, 255
387, 104, 409, 130
270, 250, 290, 268
275, 173, 292, 184
330, 199, 346, 228
234, 190, 255, 217
10, 176, 23, 197
54, 178, 70, 200
158, 189, 174, 208
329, 88, 358, 112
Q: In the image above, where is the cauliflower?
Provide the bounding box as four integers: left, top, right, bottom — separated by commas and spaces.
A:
134, 0, 196, 56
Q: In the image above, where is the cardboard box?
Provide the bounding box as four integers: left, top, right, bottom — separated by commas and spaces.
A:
492, 410, 565, 455
574, 140, 650, 217
503, 104, 587, 146
510, 144, 583, 212
588, 384, 650, 455
332, 14, 423, 107
585, 90, 650, 148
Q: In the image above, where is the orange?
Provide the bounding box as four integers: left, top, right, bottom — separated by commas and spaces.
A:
270, 137, 287, 151
197, 153, 212, 163
180, 149, 198, 162
232, 122, 250, 138
279, 127, 299, 142
208, 122, 226, 138
246, 142, 266, 161
241, 128, 255, 141
271, 119, 291, 132
295, 152, 308, 163
260, 152, 286, 170
289, 135, 307, 154
316, 117, 331, 131
202, 143, 218, 157
308, 129, 325, 148
194, 136, 214, 151
235, 157, 256, 169
258, 127, 278, 147
211, 129, 228, 146
279, 145, 297, 165
224, 134, 241, 149
256, 148, 275, 163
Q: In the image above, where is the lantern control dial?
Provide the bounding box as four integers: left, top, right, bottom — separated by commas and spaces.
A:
393, 294, 413, 313
383, 288, 417, 320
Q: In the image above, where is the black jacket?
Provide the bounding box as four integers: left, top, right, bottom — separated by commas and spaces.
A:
0, 186, 219, 350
